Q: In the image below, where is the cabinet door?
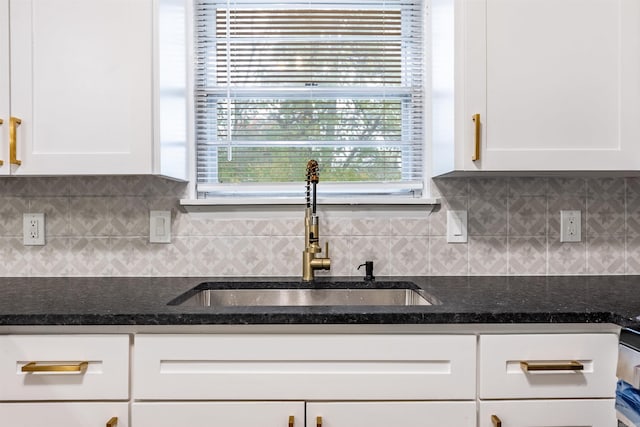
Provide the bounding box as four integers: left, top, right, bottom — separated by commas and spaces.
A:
8, 0, 152, 175
307, 402, 476, 427
0, 402, 128, 427
479, 399, 616, 426
0, 0, 8, 175
133, 402, 305, 427
462, 0, 640, 171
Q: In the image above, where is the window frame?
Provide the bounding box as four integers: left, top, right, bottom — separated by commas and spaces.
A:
155, 0, 442, 208
195, 0, 430, 203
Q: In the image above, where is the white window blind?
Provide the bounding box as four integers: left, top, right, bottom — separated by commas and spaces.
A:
194, 0, 425, 198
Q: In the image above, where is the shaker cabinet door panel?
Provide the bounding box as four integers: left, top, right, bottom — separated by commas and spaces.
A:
7, 0, 152, 175
0, 403, 128, 427
461, 0, 640, 171
132, 402, 305, 427
479, 399, 616, 427
307, 402, 476, 427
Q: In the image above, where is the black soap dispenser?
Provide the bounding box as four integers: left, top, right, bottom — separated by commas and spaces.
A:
357, 261, 375, 281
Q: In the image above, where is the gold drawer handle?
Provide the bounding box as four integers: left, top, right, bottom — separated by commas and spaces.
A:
472, 113, 481, 161
491, 414, 501, 427
106, 417, 118, 427
316, 416, 322, 427
288, 415, 294, 427
520, 360, 583, 372
21, 361, 89, 373
9, 116, 21, 166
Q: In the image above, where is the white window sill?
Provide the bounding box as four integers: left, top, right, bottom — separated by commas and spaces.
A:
180, 197, 440, 213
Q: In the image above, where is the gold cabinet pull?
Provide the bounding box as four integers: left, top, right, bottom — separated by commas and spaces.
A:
520, 360, 583, 372
288, 415, 294, 427
9, 116, 22, 166
106, 417, 118, 427
21, 361, 88, 373
316, 416, 322, 427
491, 414, 501, 427
0, 118, 3, 166
472, 113, 481, 161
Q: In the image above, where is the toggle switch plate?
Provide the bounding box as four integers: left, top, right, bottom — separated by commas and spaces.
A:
149, 210, 171, 243
447, 210, 468, 243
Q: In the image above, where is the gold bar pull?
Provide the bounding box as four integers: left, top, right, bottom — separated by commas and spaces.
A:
316, 416, 322, 427
106, 417, 118, 427
288, 415, 294, 427
472, 113, 481, 161
0, 118, 3, 166
491, 414, 501, 427
21, 361, 89, 373
520, 360, 584, 372
9, 116, 22, 166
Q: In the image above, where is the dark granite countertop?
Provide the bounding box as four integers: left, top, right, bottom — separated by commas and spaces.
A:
1, 276, 640, 327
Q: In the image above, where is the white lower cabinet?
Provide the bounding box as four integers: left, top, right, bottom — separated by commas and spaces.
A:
130, 332, 621, 426
306, 402, 476, 427
132, 401, 476, 427
132, 334, 478, 427
0, 334, 130, 427
478, 333, 618, 427
132, 402, 305, 427
2, 329, 620, 427
0, 402, 128, 427
478, 399, 616, 427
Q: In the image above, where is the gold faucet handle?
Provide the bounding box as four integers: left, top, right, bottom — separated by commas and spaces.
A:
324, 241, 329, 257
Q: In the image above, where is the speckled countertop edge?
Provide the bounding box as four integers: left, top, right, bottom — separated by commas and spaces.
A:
0, 276, 638, 327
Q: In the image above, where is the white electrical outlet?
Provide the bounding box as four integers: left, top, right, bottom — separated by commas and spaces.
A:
560, 210, 581, 243
23, 213, 45, 246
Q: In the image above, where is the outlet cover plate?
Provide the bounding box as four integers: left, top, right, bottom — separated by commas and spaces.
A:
23, 213, 45, 246
560, 210, 581, 243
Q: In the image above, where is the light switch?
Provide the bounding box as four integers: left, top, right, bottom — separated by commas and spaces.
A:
149, 210, 171, 243
446, 210, 467, 243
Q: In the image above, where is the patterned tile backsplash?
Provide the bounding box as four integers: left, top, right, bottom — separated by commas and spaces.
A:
0, 175, 637, 277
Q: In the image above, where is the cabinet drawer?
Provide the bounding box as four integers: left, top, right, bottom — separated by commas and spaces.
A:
133, 334, 476, 400
479, 333, 618, 399
0, 335, 129, 400
133, 402, 305, 427
479, 399, 615, 427
0, 402, 128, 427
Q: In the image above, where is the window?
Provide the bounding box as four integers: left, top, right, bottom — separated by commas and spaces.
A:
194, 0, 426, 199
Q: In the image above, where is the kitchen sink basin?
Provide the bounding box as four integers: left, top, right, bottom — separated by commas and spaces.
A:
169, 282, 439, 307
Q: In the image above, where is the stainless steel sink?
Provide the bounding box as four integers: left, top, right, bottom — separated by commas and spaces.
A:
175, 287, 437, 307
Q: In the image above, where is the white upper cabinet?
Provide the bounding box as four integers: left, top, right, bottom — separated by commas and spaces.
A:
0, 0, 153, 175
0, 0, 9, 175
448, 0, 640, 172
